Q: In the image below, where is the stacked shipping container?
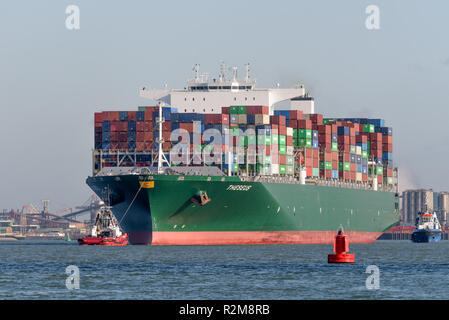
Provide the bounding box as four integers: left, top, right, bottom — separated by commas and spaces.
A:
94, 106, 393, 184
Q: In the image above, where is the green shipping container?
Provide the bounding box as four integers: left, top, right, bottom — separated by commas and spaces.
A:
230, 106, 239, 114
280, 165, 287, 175
279, 145, 287, 155
377, 166, 383, 175
325, 162, 332, 170
239, 136, 247, 146
238, 106, 246, 114
265, 136, 271, 145
231, 127, 240, 136
312, 168, 319, 177
298, 129, 312, 139
362, 150, 368, 159
279, 135, 286, 145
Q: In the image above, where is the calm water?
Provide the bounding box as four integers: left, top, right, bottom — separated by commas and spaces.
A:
0, 240, 448, 300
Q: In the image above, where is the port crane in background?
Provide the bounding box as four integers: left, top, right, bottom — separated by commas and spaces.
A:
52, 195, 103, 223
16, 196, 103, 229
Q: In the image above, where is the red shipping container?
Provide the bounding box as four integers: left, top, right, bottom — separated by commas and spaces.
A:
94, 113, 102, 123
279, 154, 287, 165
270, 115, 286, 127
305, 147, 313, 158
350, 163, 356, 172
332, 152, 338, 161
144, 110, 153, 121
318, 135, 331, 144
338, 136, 350, 144
221, 106, 230, 114
356, 135, 368, 143
136, 121, 145, 131
382, 144, 392, 152
162, 121, 171, 131
143, 121, 153, 131
312, 158, 319, 168
350, 137, 356, 145
279, 125, 286, 136
118, 142, 128, 149
312, 148, 319, 159
265, 145, 271, 155
144, 131, 153, 141
318, 125, 332, 135
319, 142, 332, 151
136, 132, 145, 142
332, 161, 338, 170
180, 123, 194, 132
298, 120, 312, 129
290, 120, 298, 129
136, 142, 146, 151
383, 135, 393, 144
370, 133, 382, 141
331, 124, 338, 134
221, 114, 230, 124
286, 136, 293, 146
289, 110, 303, 120
362, 174, 368, 182
309, 113, 323, 125
306, 167, 313, 177
128, 111, 137, 121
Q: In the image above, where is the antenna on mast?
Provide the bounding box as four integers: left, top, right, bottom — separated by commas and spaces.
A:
193, 64, 200, 82
231, 66, 238, 82
219, 61, 226, 82
244, 63, 250, 83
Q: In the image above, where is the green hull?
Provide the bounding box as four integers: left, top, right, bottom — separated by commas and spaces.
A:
86, 174, 399, 245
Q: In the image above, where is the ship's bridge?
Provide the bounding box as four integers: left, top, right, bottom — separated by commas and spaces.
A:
140, 63, 314, 114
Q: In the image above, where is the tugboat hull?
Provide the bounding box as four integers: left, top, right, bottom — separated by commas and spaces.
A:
411, 230, 442, 243
78, 233, 128, 246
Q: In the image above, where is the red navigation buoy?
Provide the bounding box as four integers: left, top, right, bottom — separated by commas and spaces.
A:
328, 227, 355, 263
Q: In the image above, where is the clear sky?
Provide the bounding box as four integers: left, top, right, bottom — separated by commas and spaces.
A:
0, 0, 448, 211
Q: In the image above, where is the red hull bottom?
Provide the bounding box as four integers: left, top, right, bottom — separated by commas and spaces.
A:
128, 231, 382, 245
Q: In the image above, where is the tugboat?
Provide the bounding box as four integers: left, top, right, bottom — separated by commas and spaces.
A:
411, 208, 442, 243
78, 206, 128, 246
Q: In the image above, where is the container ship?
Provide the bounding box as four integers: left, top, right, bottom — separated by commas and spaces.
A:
87, 63, 400, 245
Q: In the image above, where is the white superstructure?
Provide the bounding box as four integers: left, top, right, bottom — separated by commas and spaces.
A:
140, 63, 314, 115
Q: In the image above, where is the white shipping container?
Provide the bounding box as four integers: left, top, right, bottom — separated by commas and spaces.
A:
356, 172, 362, 181
271, 164, 280, 175
286, 146, 294, 155
286, 127, 293, 136
356, 146, 362, 155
